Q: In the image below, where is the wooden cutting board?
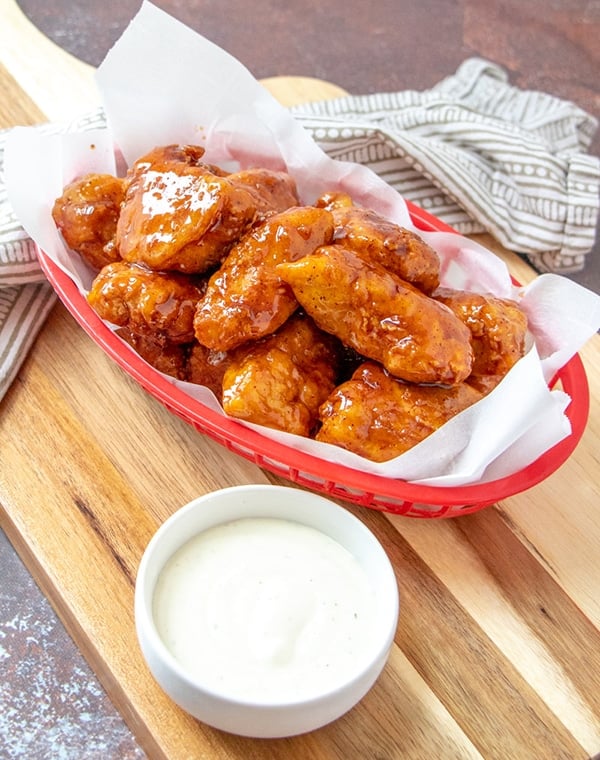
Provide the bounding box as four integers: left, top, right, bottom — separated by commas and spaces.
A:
1, 5, 600, 757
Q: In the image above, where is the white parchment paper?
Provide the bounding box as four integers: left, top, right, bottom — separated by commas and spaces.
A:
5, 1, 600, 485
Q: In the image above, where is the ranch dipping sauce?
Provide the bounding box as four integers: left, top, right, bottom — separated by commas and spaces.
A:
153, 517, 378, 702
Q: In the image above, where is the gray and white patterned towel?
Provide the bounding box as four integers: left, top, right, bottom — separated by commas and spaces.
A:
291, 58, 600, 273
0, 108, 107, 401
1, 58, 599, 402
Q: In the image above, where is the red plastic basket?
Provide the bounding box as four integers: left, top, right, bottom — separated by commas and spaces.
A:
37, 201, 590, 518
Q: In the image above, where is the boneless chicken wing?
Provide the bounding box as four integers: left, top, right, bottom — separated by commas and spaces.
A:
116, 145, 299, 274
316, 362, 482, 461
277, 245, 473, 385
116, 328, 233, 394
52, 144, 535, 467
185, 343, 232, 397
233, 168, 301, 212
433, 287, 528, 388
221, 314, 340, 436
52, 173, 125, 270
87, 261, 205, 344
194, 206, 334, 351
316, 192, 440, 293
116, 328, 189, 380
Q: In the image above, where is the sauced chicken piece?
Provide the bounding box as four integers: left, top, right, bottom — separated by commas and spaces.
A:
315, 191, 440, 293
316, 362, 482, 462
115, 145, 299, 274
194, 206, 334, 351
120, 144, 227, 180
277, 245, 473, 386
87, 261, 205, 344
116, 327, 189, 380
185, 343, 232, 397
232, 168, 300, 213
222, 314, 340, 437
433, 287, 528, 381
466, 373, 507, 396
116, 328, 233, 394
52, 173, 125, 270
314, 191, 353, 211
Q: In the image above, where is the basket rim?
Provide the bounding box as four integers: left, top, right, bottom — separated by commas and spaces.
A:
36, 200, 590, 511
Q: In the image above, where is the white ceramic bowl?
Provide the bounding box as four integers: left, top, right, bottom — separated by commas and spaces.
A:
135, 484, 399, 737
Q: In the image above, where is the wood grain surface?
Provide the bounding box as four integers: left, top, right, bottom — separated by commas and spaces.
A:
1, 2, 599, 758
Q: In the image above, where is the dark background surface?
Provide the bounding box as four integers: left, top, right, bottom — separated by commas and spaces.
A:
17, 0, 600, 139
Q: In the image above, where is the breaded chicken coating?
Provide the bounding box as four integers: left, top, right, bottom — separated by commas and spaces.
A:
52, 173, 125, 270
194, 206, 334, 351
433, 287, 528, 377
222, 314, 340, 436
116, 145, 299, 274
185, 343, 232, 397
317, 362, 482, 461
316, 191, 440, 293
277, 245, 473, 385
116, 327, 189, 380
87, 261, 205, 344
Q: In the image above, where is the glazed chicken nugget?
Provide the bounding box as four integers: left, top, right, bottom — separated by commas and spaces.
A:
314, 191, 353, 211
222, 314, 340, 437
316, 362, 482, 462
232, 167, 299, 213
116, 327, 189, 380
433, 287, 528, 377
277, 245, 473, 386
116, 145, 298, 274
186, 343, 232, 398
465, 373, 507, 396
87, 261, 205, 344
52, 173, 125, 270
116, 148, 253, 274
194, 206, 334, 351
121, 144, 218, 174
316, 192, 440, 293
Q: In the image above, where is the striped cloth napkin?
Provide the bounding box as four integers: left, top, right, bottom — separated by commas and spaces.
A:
1, 57, 598, 402
0, 110, 107, 401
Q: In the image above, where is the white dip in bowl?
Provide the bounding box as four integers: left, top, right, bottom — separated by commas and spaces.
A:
135, 484, 399, 737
